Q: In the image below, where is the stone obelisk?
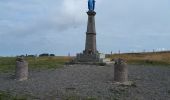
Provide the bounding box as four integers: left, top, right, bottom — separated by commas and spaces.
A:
76, 0, 101, 62
84, 11, 97, 55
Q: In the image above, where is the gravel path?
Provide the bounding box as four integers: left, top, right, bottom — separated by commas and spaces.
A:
0, 65, 170, 100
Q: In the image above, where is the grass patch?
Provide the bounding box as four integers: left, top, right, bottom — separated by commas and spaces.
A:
0, 57, 16, 73
109, 52, 170, 66
62, 95, 98, 100
0, 91, 27, 100
86, 97, 97, 100
0, 56, 72, 73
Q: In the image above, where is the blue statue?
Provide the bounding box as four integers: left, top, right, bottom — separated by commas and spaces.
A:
88, 0, 95, 11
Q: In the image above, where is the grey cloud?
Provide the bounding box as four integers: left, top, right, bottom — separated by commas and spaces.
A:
0, 0, 170, 56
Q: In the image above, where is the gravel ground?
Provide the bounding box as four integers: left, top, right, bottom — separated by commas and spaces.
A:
0, 64, 170, 100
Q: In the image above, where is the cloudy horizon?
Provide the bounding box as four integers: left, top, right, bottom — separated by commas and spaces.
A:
0, 0, 170, 56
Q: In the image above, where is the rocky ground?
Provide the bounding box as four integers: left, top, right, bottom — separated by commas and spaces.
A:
0, 64, 170, 100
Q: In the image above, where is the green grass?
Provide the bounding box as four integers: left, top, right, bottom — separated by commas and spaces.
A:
62, 95, 97, 100
0, 56, 72, 73
0, 91, 27, 100
0, 57, 16, 73
1, 52, 170, 73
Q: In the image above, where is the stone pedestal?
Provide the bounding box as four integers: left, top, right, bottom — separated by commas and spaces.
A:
76, 53, 100, 62
15, 57, 28, 81
114, 58, 128, 83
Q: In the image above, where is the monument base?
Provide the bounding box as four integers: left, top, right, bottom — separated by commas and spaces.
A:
75, 53, 107, 64
76, 53, 99, 62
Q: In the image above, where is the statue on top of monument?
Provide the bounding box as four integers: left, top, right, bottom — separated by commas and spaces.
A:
88, 0, 95, 11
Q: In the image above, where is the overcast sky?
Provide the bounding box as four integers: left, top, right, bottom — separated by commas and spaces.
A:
0, 0, 170, 56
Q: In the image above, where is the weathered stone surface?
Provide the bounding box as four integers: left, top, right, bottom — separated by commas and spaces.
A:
76, 53, 100, 62
15, 58, 28, 81
76, 10, 102, 63
114, 58, 128, 83
85, 11, 97, 55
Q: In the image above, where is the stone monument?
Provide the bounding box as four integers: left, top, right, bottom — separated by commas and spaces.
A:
76, 0, 104, 63
114, 58, 128, 83
15, 57, 28, 81
113, 58, 134, 86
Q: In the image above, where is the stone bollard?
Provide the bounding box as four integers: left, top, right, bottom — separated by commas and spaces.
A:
114, 58, 128, 83
15, 57, 28, 81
